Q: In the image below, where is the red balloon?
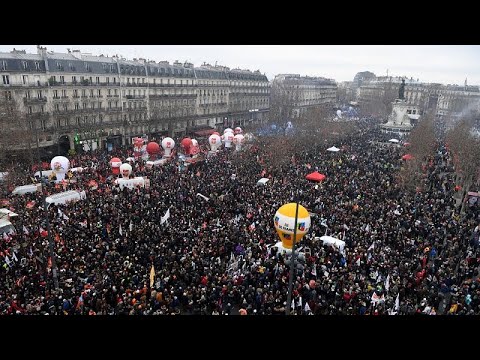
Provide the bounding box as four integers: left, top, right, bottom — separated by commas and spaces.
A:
181, 137, 193, 149
146, 142, 160, 155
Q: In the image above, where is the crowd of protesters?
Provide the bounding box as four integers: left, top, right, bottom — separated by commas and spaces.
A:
0, 116, 479, 315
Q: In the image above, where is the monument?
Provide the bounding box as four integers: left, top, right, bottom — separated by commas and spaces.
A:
381, 78, 420, 137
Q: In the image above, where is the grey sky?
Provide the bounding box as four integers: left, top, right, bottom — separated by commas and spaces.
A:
1, 45, 479, 85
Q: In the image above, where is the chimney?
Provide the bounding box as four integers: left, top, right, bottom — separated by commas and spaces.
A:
37, 45, 47, 56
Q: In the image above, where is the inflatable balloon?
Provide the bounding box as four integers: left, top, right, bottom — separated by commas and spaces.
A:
336, 109, 342, 118
223, 131, 235, 148
50, 156, 70, 181
181, 138, 193, 155
233, 134, 244, 151
213, 132, 220, 136
273, 203, 311, 249
133, 137, 144, 159
146, 142, 160, 160
110, 157, 122, 175
208, 134, 221, 152
224, 128, 233, 134
119, 163, 132, 179
234, 127, 243, 135
161, 137, 175, 157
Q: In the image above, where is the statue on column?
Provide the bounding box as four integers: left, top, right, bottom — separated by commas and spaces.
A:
399, 78, 405, 100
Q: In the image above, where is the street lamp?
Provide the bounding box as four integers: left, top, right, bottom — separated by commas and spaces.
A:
34, 117, 59, 292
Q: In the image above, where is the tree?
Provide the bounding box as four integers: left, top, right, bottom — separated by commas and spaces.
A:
148, 98, 191, 137
0, 91, 36, 166
269, 78, 301, 124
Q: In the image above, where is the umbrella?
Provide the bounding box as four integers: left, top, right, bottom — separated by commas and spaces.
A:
305, 172, 326, 182
327, 146, 340, 152
402, 154, 414, 161
388, 139, 399, 143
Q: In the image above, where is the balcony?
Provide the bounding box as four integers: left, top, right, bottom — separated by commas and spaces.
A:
125, 95, 146, 99
107, 108, 122, 112
23, 97, 47, 104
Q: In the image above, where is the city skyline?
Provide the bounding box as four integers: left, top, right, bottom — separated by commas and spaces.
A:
0, 45, 479, 86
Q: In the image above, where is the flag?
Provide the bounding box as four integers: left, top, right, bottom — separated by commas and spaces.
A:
343, 224, 350, 231
291, 299, 295, 310
129, 222, 133, 232
150, 265, 155, 288
355, 257, 361, 266
371, 292, 385, 304
160, 208, 171, 225
320, 219, 328, 228
297, 296, 302, 308
249, 222, 256, 231
311, 264, 317, 277
40, 227, 48, 237
394, 293, 400, 311
12, 252, 18, 262
23, 225, 29, 235
304, 302, 311, 313
368, 242, 375, 252
26, 201, 36, 209
196, 171, 201, 177
119, 224, 123, 236
385, 274, 390, 292
230, 252, 235, 264
5, 255, 12, 267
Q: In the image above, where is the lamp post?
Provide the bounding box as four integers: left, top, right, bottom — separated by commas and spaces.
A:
285, 201, 300, 315
34, 118, 59, 291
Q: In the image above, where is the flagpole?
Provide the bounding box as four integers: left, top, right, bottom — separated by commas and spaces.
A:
286, 201, 300, 315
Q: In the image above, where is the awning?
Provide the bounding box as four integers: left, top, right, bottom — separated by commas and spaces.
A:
194, 129, 215, 137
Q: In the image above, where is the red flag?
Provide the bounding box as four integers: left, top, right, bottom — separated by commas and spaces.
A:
26, 201, 36, 209
40, 227, 48, 237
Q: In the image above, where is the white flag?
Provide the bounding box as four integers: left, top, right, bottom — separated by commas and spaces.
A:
291, 300, 295, 310
311, 264, 317, 277
355, 257, 361, 266
394, 293, 400, 311
385, 274, 390, 292
129, 222, 133, 232
196, 193, 210, 201
297, 296, 302, 308
304, 302, 311, 313
5, 255, 12, 267
12, 252, 18, 262
368, 242, 375, 252
119, 224, 123, 236
23, 225, 29, 235
160, 208, 171, 225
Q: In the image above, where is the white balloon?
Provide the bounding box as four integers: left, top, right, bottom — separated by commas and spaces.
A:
208, 134, 221, 151
223, 131, 235, 148
50, 156, 70, 181
224, 128, 233, 134
191, 139, 198, 147
161, 137, 175, 156
119, 163, 132, 178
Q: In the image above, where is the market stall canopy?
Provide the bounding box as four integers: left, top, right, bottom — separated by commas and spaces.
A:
257, 177, 270, 185
305, 171, 326, 182
388, 139, 400, 143
327, 146, 340, 152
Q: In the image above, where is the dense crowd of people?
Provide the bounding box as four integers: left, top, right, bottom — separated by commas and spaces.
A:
0, 117, 479, 315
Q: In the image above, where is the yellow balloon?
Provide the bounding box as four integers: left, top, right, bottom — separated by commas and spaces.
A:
273, 203, 311, 249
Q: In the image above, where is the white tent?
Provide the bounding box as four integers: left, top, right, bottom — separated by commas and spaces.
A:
257, 177, 270, 185
316, 235, 346, 253
388, 139, 400, 143
327, 146, 340, 152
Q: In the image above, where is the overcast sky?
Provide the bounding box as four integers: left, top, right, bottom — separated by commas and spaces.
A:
1, 45, 479, 85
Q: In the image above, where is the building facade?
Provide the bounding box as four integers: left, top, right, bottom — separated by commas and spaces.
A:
271, 74, 337, 119
0, 46, 270, 154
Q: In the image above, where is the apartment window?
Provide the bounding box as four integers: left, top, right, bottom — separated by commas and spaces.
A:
72, 76, 77, 84
76, 117, 81, 126
55, 104, 60, 112
23, 61, 28, 70
2, 75, 9, 85
37, 90, 42, 98
41, 105, 44, 113
73, 89, 78, 98
123, 90, 126, 97
85, 63, 90, 71
60, 76, 65, 84
98, 101, 102, 109
91, 103, 95, 109
114, 89, 118, 96
80, 76, 84, 82
113, 78, 116, 84
97, 89, 101, 97
137, 78, 140, 84
108, 101, 112, 108
34, 62, 40, 70
62, 90, 67, 98
23, 75, 28, 85
127, 78, 130, 84
115, 101, 118, 108
90, 89, 94, 97
134, 102, 137, 109
64, 118, 69, 127
106, 77, 110, 84
84, 116, 88, 124
153, 79, 156, 85
143, 90, 146, 96
1, 61, 6, 70
63, 104, 68, 111
142, 78, 145, 84
28, 106, 33, 114
53, 90, 58, 99
108, 89, 111, 96
83, 103, 87, 109
89, 77, 92, 84
96, 77, 100, 84
81, 90, 86, 97
75, 103, 79, 110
